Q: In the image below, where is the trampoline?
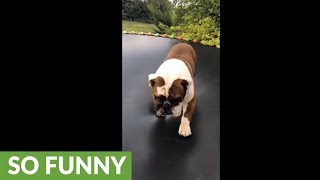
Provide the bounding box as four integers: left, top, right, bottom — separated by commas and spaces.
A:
122, 34, 220, 180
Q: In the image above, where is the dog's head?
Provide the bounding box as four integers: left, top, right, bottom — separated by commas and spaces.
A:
148, 73, 192, 117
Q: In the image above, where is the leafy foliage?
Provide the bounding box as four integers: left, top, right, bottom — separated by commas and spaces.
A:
167, 16, 220, 47
167, 0, 220, 47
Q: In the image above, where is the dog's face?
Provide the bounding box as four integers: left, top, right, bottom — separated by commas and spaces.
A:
148, 74, 190, 117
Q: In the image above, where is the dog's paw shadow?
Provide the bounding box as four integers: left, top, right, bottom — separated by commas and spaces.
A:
142, 113, 197, 179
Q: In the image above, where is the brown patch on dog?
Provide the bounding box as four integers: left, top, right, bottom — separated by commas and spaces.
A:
165, 43, 197, 76
168, 78, 188, 103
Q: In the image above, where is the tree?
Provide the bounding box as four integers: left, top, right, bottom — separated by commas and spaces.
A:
146, 0, 173, 26
122, 0, 151, 23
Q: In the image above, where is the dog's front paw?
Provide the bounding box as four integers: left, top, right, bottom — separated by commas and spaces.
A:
178, 124, 192, 137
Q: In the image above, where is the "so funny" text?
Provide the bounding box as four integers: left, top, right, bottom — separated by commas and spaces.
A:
8, 156, 127, 175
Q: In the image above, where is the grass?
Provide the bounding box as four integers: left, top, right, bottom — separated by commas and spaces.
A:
122, 20, 159, 33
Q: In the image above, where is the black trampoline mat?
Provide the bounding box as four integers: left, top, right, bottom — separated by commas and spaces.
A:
122, 34, 220, 180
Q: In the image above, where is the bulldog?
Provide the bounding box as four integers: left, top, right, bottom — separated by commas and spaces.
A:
148, 43, 196, 137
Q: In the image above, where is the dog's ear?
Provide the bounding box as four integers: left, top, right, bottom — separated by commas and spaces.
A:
181, 78, 192, 92
148, 73, 158, 87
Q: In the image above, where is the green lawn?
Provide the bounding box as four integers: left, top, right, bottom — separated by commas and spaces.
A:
122, 20, 159, 33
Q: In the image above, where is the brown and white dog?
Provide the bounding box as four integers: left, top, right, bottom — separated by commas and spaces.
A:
148, 43, 196, 137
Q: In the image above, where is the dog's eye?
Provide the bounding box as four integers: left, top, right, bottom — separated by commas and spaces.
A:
154, 95, 166, 102
170, 97, 182, 105
174, 97, 181, 102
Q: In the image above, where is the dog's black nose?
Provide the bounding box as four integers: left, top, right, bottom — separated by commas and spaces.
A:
163, 101, 172, 109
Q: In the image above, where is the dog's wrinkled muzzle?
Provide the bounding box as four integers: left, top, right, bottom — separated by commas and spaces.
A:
155, 101, 172, 116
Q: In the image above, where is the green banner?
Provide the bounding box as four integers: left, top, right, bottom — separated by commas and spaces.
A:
0, 152, 131, 180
